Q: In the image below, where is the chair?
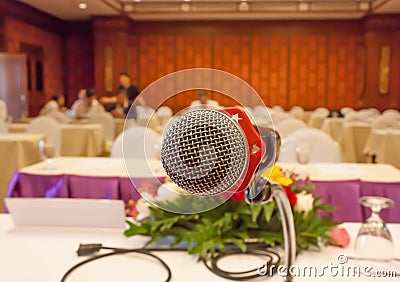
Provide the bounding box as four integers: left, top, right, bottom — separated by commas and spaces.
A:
279, 128, 340, 162
136, 106, 161, 131
371, 113, 400, 130
313, 107, 330, 118
111, 126, 161, 160
382, 109, 400, 117
270, 111, 292, 126
90, 112, 115, 151
341, 107, 354, 116
289, 106, 304, 118
276, 118, 307, 139
47, 111, 70, 124
156, 106, 173, 129
27, 116, 61, 156
253, 105, 270, 117
345, 110, 377, 124
272, 105, 284, 112
253, 105, 272, 127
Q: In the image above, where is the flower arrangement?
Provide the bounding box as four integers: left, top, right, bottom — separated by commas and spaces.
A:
124, 165, 340, 259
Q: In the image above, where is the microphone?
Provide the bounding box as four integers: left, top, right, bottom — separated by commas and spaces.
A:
161, 106, 295, 282
161, 107, 265, 196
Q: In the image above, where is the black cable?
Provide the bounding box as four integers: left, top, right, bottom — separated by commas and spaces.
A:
60, 243, 281, 282
202, 245, 281, 281
60, 247, 175, 282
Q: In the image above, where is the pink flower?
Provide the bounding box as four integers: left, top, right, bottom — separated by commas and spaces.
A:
329, 227, 350, 248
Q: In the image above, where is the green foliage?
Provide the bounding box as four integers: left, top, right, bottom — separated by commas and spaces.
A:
124, 186, 339, 259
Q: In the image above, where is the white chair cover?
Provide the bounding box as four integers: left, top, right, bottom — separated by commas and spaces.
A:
313, 107, 330, 118
27, 116, 61, 156
156, 106, 173, 129
345, 109, 378, 123
276, 118, 307, 139
289, 106, 304, 118
270, 112, 292, 126
382, 109, 400, 117
252, 105, 272, 127
91, 112, 115, 150
372, 113, 400, 129
253, 105, 270, 117
47, 111, 70, 124
279, 128, 340, 163
111, 126, 161, 160
136, 106, 161, 131
341, 107, 355, 116
271, 105, 284, 112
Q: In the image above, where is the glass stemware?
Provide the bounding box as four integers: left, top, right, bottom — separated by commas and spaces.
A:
354, 196, 395, 262
38, 139, 56, 170
295, 145, 311, 175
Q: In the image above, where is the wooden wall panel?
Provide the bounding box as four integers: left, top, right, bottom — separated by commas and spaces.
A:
64, 35, 94, 106
4, 17, 63, 103
129, 26, 365, 113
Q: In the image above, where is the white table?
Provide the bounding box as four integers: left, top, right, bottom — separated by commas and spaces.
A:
0, 214, 398, 282
364, 129, 400, 169
0, 133, 43, 211
339, 122, 371, 163
8, 124, 106, 157
19, 158, 400, 183
321, 118, 345, 142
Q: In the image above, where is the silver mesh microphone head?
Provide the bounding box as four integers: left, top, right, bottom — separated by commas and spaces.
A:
161, 109, 248, 196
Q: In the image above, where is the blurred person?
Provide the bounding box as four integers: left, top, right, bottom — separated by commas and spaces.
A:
107, 90, 128, 118
39, 94, 69, 123
118, 73, 146, 106
71, 88, 104, 119
39, 94, 67, 115
190, 90, 219, 107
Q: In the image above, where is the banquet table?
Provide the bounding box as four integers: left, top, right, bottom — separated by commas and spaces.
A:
8, 123, 106, 157
308, 115, 325, 129
0, 133, 43, 212
6, 158, 400, 223
0, 215, 398, 282
364, 129, 400, 169
321, 118, 345, 142
339, 122, 371, 163
114, 118, 125, 138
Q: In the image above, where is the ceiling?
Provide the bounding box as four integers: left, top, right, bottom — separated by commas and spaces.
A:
18, 0, 400, 21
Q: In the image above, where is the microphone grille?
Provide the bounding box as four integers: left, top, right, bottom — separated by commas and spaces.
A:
161, 109, 248, 196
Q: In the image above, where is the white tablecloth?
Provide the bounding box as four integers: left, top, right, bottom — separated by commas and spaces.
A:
0, 133, 43, 211
19, 158, 400, 183
321, 118, 345, 142
364, 129, 400, 169
8, 124, 106, 157
19, 157, 164, 178
0, 214, 398, 282
339, 122, 371, 163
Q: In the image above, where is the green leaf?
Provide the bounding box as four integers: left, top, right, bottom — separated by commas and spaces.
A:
262, 202, 275, 222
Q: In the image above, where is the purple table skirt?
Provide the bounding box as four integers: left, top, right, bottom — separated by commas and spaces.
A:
7, 171, 164, 204
6, 172, 400, 223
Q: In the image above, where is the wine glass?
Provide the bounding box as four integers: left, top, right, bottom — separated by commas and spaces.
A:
295, 145, 311, 175
354, 196, 395, 262
38, 139, 56, 170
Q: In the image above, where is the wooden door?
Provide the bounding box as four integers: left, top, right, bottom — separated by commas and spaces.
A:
20, 42, 44, 116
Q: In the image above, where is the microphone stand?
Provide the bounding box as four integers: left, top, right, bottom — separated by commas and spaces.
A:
245, 127, 296, 281
245, 179, 296, 282
270, 183, 296, 282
